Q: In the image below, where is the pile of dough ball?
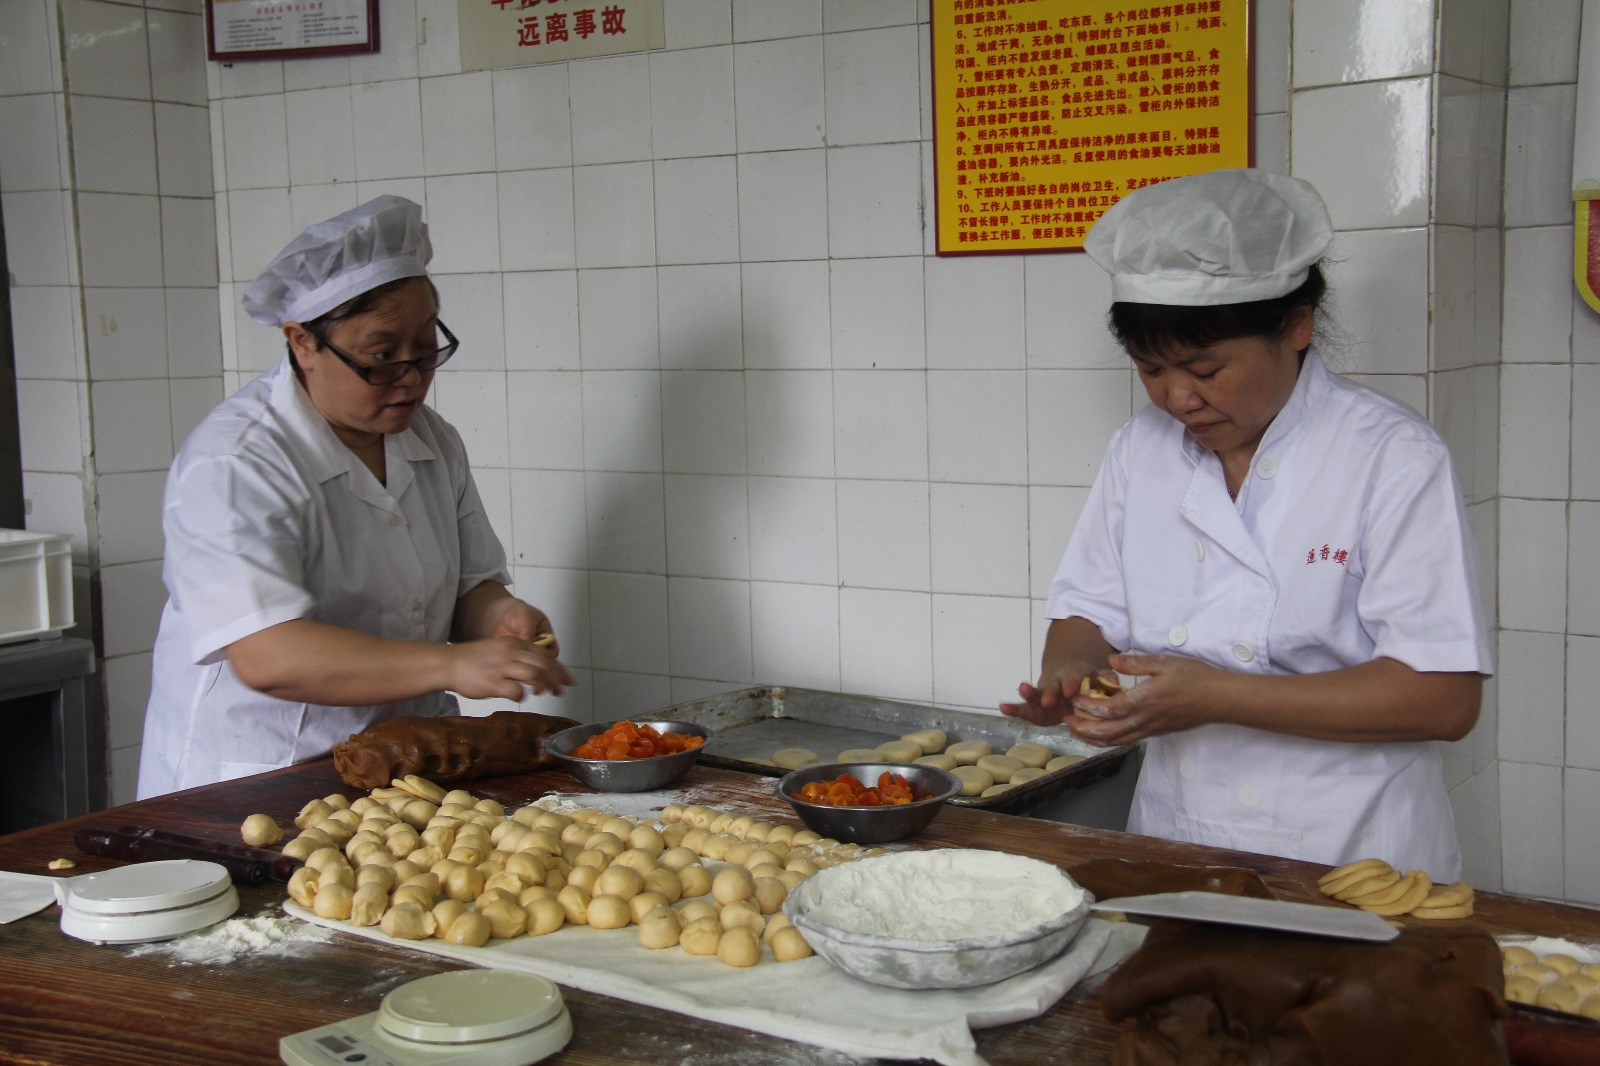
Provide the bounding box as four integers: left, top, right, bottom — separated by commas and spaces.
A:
246, 776, 901, 970
773, 728, 1086, 799
1316, 858, 1475, 919
1501, 945, 1600, 1018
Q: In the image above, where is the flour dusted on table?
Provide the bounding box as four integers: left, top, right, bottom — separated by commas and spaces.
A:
803, 849, 1084, 942
127, 911, 335, 964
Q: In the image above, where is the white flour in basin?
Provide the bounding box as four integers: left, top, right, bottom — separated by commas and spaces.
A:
802, 849, 1083, 942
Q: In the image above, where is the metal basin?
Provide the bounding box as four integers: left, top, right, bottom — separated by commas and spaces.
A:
775, 762, 961, 844
544, 720, 711, 793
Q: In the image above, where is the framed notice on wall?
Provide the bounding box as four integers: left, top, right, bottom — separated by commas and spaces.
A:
206, 0, 379, 61
931, 0, 1253, 255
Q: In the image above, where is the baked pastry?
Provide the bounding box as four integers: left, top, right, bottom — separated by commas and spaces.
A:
1100, 922, 1508, 1065
333, 711, 577, 789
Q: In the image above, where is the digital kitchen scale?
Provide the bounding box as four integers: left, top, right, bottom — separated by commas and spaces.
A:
280, 969, 573, 1066
57, 859, 240, 945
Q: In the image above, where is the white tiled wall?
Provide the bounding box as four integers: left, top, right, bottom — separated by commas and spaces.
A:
1495, 0, 1600, 905
6, 0, 1592, 901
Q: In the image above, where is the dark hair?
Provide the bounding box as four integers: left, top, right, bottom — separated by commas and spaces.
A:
1106, 263, 1327, 360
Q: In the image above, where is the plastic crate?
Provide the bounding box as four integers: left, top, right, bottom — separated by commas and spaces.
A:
0, 530, 74, 646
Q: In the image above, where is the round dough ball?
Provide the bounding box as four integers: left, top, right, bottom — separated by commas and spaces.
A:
762, 913, 794, 943
717, 926, 761, 968
432, 898, 470, 936
791, 830, 821, 846
745, 821, 775, 843
659, 804, 685, 824
519, 885, 558, 907
677, 863, 712, 898
946, 740, 991, 765
677, 900, 719, 925
727, 815, 756, 839
312, 882, 354, 920
1505, 974, 1541, 1004
743, 848, 782, 871
980, 783, 1013, 797
296, 799, 333, 830
915, 753, 959, 771
526, 897, 566, 936
725, 841, 758, 866
712, 866, 755, 905
637, 905, 681, 949
1005, 742, 1051, 768
573, 848, 610, 870
557, 885, 592, 925
287, 867, 320, 908
770, 925, 815, 962
1580, 995, 1600, 1021
707, 813, 735, 835
766, 824, 796, 846
836, 748, 882, 764
599, 816, 634, 839
751, 877, 787, 915
566, 865, 601, 893
719, 899, 765, 934
356, 864, 396, 893
900, 728, 947, 755
1519, 962, 1561, 986
479, 899, 529, 939
240, 814, 283, 847
444, 865, 486, 902
1501, 945, 1538, 969
1538, 982, 1583, 1013
875, 740, 922, 763
587, 894, 632, 930
380, 902, 437, 940
1543, 953, 1582, 977
1045, 753, 1086, 772
661, 824, 689, 848
629, 890, 670, 924
445, 911, 492, 947
304, 846, 348, 873
627, 825, 665, 854
976, 754, 1023, 782
679, 827, 711, 854
1010, 766, 1047, 785
699, 834, 734, 862
594, 864, 645, 902
644, 867, 683, 904
1582, 962, 1600, 981
659, 846, 699, 871
953, 765, 995, 796
349, 882, 388, 927
1561, 972, 1600, 998
679, 916, 722, 955
778, 869, 806, 891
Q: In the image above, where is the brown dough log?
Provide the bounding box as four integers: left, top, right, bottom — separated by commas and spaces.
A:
333, 711, 577, 789
1068, 858, 1274, 902
1099, 921, 1508, 1066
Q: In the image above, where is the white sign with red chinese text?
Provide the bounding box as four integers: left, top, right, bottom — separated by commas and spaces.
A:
459, 0, 664, 70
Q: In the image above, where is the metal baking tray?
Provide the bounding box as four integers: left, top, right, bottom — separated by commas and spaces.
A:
656, 686, 1134, 815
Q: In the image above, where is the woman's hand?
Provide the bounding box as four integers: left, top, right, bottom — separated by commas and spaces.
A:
1067, 651, 1221, 746
446, 635, 574, 701
488, 597, 559, 656
1001, 659, 1101, 726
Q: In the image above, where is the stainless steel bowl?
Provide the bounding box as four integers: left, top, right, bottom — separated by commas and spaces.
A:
784, 849, 1093, 989
545, 719, 711, 792
775, 762, 961, 844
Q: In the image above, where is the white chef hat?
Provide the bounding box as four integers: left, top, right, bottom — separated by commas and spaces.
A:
1084, 169, 1333, 306
241, 195, 432, 327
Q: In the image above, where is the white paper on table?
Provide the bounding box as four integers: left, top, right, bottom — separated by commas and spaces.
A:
285, 904, 1145, 1066
0, 870, 71, 924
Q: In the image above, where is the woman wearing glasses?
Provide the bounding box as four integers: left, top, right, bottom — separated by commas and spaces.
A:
137, 196, 571, 798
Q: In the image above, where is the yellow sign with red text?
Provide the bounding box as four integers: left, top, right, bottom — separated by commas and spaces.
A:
932, 0, 1252, 255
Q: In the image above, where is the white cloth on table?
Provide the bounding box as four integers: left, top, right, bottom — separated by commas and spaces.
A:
285, 903, 1144, 1066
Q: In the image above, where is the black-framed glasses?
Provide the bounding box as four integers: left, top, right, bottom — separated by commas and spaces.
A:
319, 320, 459, 386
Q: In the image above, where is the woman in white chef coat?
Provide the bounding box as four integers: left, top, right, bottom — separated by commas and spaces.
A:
137, 196, 571, 798
1002, 170, 1492, 880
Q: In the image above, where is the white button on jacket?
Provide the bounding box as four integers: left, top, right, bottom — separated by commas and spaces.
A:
136, 359, 511, 799
1047, 351, 1492, 879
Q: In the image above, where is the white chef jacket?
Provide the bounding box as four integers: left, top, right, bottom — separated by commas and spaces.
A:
1047, 350, 1492, 880
136, 358, 511, 798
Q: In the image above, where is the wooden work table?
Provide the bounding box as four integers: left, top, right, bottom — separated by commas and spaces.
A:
1, 759, 1597, 1065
